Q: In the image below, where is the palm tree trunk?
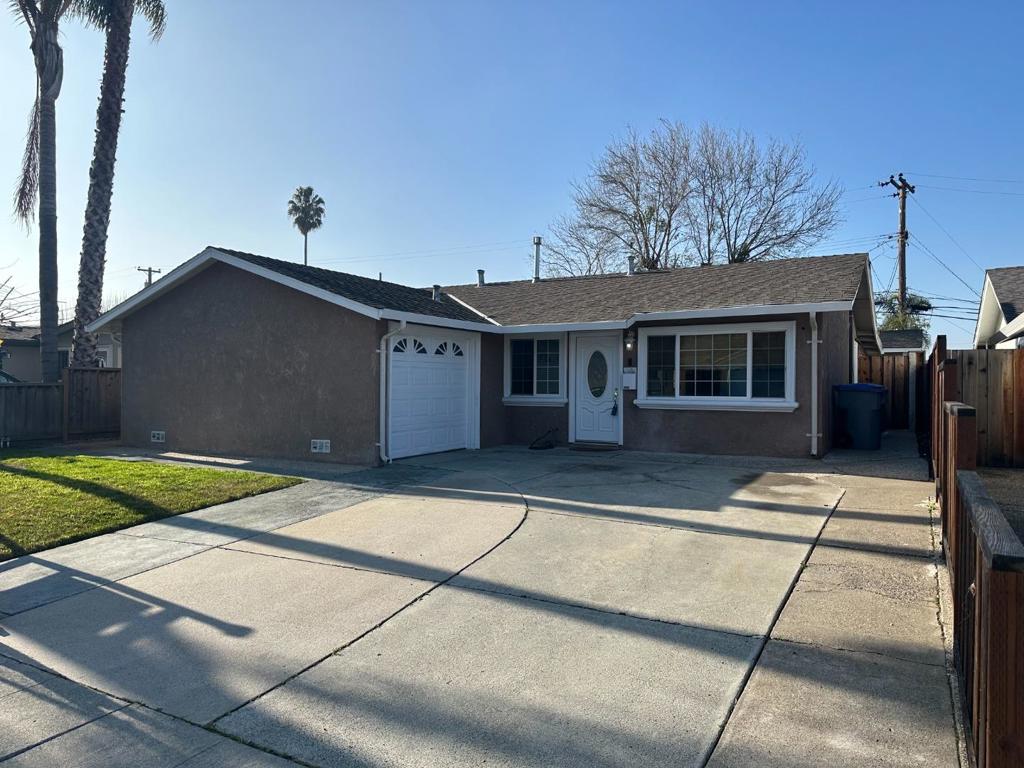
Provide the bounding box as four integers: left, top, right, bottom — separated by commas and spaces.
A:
304, 232, 308, 266
37, 91, 59, 383
72, 0, 135, 367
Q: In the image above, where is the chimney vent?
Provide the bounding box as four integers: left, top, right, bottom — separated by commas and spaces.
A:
432, 284, 442, 301
627, 254, 636, 276
477, 269, 485, 286
532, 235, 542, 283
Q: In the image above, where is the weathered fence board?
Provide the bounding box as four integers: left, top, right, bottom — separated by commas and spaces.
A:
0, 384, 63, 442
953, 349, 1024, 468
63, 368, 120, 438
0, 369, 120, 445
858, 349, 923, 430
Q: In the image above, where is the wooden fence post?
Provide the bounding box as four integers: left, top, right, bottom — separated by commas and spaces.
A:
61, 367, 70, 442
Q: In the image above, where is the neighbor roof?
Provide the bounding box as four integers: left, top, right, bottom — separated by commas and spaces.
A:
879, 329, 925, 352
217, 248, 484, 324
988, 266, 1024, 323
445, 253, 869, 326
0, 324, 41, 345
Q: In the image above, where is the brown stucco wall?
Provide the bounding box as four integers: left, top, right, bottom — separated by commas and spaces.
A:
479, 333, 506, 448
621, 313, 817, 458
505, 404, 569, 446
817, 311, 853, 453
120, 261, 385, 464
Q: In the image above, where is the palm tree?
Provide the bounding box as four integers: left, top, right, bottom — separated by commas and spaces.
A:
287, 186, 326, 266
70, 0, 166, 367
11, 0, 73, 383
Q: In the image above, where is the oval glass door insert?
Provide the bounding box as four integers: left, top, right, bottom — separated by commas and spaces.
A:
587, 351, 608, 397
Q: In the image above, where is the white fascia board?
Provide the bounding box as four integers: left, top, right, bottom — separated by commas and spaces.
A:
973, 274, 1002, 348
498, 320, 627, 334
882, 347, 927, 354
86, 247, 221, 332
379, 309, 499, 333
1001, 312, 1024, 341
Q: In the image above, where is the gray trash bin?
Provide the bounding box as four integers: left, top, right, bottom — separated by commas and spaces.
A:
834, 383, 886, 450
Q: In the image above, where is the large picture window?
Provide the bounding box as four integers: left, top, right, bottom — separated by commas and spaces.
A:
637, 322, 797, 411
505, 334, 566, 403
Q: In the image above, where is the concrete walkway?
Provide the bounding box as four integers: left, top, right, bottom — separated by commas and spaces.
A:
0, 436, 960, 767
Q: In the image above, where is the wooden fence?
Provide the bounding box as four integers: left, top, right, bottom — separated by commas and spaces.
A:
930, 334, 1024, 767
858, 349, 925, 430
0, 368, 120, 445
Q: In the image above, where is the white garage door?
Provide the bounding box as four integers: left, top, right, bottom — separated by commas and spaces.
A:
388, 331, 476, 459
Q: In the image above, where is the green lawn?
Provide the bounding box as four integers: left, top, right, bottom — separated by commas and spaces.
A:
0, 454, 300, 560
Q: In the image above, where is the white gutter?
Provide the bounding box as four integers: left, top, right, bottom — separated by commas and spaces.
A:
808, 312, 820, 457
377, 320, 406, 464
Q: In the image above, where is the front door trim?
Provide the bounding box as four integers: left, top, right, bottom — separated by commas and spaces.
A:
568, 331, 623, 445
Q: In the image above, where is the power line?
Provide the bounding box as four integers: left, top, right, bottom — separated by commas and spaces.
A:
909, 233, 981, 297
908, 171, 1024, 185
908, 195, 985, 274
915, 184, 1024, 197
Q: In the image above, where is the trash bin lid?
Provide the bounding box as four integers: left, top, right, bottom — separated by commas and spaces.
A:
834, 383, 886, 392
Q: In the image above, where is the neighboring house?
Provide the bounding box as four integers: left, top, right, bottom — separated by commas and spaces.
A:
89, 246, 881, 464
0, 323, 42, 382
974, 266, 1024, 348
0, 322, 121, 382
879, 328, 926, 354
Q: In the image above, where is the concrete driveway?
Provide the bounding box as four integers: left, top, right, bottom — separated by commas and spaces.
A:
0, 445, 957, 767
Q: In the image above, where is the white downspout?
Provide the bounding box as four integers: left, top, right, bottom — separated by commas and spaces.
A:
808, 312, 819, 457
378, 320, 407, 463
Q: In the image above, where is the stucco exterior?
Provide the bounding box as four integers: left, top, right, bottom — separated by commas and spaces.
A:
0, 343, 42, 382
120, 262, 385, 464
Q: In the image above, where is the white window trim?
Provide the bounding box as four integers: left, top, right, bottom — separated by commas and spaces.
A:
503, 332, 568, 406
635, 321, 799, 412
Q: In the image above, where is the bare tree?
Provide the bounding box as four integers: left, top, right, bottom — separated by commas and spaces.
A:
542, 215, 619, 277
547, 121, 692, 275
546, 121, 842, 275
686, 124, 842, 264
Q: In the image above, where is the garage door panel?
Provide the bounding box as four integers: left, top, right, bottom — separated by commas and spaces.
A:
389, 334, 474, 459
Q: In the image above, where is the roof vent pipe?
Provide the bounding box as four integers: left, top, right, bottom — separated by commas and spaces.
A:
627, 254, 636, 275
477, 269, 485, 286
533, 236, 542, 283
432, 284, 442, 301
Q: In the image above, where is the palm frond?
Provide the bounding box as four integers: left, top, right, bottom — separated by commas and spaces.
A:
9, 0, 38, 31
13, 94, 40, 224
69, 0, 165, 38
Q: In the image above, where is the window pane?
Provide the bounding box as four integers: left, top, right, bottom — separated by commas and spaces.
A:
536, 339, 560, 395
646, 336, 675, 396
752, 331, 786, 398
510, 338, 534, 395
680, 332, 747, 397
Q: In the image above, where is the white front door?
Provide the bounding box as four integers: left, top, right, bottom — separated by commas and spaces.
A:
574, 334, 621, 444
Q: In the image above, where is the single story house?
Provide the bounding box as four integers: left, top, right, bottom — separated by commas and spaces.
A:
974, 266, 1024, 348
0, 321, 121, 382
0, 323, 42, 382
878, 328, 926, 354
89, 246, 881, 464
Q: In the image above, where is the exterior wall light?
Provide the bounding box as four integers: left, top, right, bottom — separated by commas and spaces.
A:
625, 330, 635, 352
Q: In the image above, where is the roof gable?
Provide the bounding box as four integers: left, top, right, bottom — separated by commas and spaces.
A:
988, 266, 1024, 323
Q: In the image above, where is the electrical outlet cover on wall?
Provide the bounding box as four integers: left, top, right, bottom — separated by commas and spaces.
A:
150, 430, 166, 443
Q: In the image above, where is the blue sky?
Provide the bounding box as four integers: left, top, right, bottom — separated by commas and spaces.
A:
2, 0, 1022, 347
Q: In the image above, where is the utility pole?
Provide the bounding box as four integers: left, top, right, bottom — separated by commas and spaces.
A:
879, 173, 915, 314
137, 266, 162, 288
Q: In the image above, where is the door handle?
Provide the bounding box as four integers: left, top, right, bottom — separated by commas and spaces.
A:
610, 388, 619, 416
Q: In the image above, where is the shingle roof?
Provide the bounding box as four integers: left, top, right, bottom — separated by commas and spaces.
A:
444, 253, 869, 326
988, 266, 1024, 323
879, 329, 925, 351
0, 324, 40, 345
216, 248, 486, 324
